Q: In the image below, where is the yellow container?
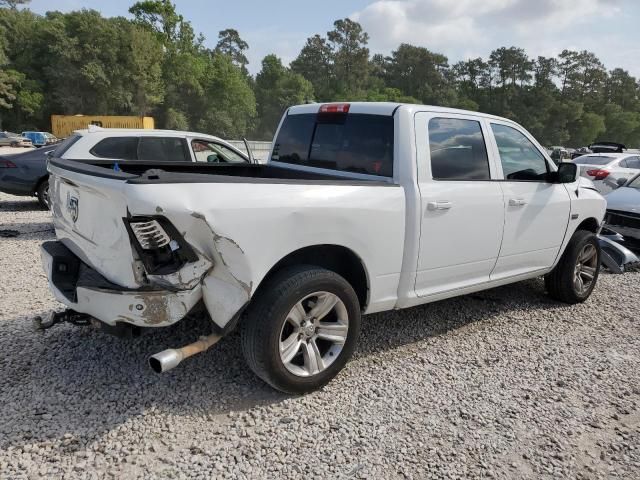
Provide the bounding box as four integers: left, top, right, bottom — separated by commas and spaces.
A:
51, 115, 155, 138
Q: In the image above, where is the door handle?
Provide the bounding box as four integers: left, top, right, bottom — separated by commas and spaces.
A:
508, 198, 527, 207
427, 200, 452, 211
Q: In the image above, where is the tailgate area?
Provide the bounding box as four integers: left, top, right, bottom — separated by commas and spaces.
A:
49, 163, 142, 288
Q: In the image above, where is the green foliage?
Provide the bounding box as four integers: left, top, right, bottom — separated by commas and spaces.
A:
1, 4, 639, 148
215, 28, 249, 74
253, 54, 313, 139
0, 0, 30, 9
290, 34, 334, 101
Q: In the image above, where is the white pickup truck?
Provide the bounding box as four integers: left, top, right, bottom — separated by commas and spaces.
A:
41, 102, 606, 393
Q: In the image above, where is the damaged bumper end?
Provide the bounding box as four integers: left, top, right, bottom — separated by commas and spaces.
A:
40, 241, 202, 328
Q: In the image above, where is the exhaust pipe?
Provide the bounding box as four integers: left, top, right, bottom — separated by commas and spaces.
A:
149, 333, 222, 373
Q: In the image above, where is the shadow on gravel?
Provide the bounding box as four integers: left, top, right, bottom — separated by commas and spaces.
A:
355, 277, 562, 357
0, 222, 54, 240
0, 198, 43, 212
0, 277, 570, 451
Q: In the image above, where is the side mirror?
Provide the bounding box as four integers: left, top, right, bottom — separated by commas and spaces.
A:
616, 177, 627, 188
555, 162, 578, 183
206, 154, 219, 163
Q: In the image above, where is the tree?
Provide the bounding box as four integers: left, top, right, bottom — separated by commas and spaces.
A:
253, 54, 313, 139
0, 0, 30, 9
327, 18, 370, 96
290, 34, 334, 100
602, 103, 640, 146
215, 28, 249, 74
568, 111, 605, 146
533, 56, 558, 90
129, 0, 187, 47
605, 68, 639, 111
488, 47, 532, 88
384, 44, 451, 104
192, 53, 256, 138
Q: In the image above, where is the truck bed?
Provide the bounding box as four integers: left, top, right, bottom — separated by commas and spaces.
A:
49, 158, 392, 186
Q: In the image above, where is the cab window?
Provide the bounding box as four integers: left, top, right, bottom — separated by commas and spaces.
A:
191, 140, 247, 163
491, 124, 548, 181
138, 137, 189, 162
89, 137, 138, 160
428, 117, 491, 180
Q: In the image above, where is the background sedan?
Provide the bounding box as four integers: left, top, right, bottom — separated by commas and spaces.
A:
572, 153, 640, 194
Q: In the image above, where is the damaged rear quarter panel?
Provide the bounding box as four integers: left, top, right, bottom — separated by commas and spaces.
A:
123, 181, 405, 328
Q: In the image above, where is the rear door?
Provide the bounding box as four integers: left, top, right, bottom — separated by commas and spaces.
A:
487, 121, 570, 279
414, 113, 504, 297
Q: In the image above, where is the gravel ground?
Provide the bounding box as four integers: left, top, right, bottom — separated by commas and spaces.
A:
1, 191, 639, 479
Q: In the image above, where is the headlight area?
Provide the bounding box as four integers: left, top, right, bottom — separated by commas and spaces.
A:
124, 216, 199, 275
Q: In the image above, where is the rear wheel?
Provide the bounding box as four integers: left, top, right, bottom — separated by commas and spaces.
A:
545, 230, 600, 304
241, 265, 361, 394
36, 179, 50, 210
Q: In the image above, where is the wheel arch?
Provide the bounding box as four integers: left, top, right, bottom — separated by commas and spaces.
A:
34, 174, 49, 195
255, 244, 370, 311
576, 217, 600, 233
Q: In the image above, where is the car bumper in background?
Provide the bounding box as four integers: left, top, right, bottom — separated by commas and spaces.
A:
605, 209, 640, 243
41, 241, 202, 328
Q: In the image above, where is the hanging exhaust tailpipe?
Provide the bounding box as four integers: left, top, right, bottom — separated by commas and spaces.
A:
149, 333, 222, 373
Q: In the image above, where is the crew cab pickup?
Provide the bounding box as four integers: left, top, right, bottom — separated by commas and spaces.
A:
41, 102, 606, 393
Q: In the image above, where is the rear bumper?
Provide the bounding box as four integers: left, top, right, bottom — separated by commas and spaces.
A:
41, 241, 202, 328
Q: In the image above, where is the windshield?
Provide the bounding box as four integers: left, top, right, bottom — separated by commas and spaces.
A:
574, 155, 614, 166
272, 112, 394, 177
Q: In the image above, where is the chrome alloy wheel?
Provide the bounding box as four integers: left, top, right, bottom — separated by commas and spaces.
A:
574, 243, 598, 295
278, 291, 349, 377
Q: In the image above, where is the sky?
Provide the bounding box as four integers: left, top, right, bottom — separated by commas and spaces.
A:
23, 0, 640, 77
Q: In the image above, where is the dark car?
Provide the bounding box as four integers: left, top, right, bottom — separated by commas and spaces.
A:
0, 145, 57, 208
590, 142, 626, 154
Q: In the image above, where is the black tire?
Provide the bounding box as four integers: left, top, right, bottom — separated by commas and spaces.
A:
545, 230, 601, 304
36, 179, 50, 210
241, 265, 361, 394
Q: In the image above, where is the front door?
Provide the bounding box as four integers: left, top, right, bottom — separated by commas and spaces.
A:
487, 122, 570, 279
414, 113, 505, 297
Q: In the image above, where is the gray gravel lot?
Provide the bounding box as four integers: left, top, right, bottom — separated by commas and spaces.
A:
0, 190, 639, 479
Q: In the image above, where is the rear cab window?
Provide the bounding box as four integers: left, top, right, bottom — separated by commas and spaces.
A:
272, 110, 394, 178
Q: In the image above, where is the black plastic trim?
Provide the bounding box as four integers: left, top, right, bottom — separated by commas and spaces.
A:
124, 215, 199, 275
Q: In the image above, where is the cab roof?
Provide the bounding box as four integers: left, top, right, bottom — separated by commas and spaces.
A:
287, 102, 514, 122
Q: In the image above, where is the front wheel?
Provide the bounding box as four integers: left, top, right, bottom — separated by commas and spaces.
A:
241, 265, 361, 394
545, 230, 601, 304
